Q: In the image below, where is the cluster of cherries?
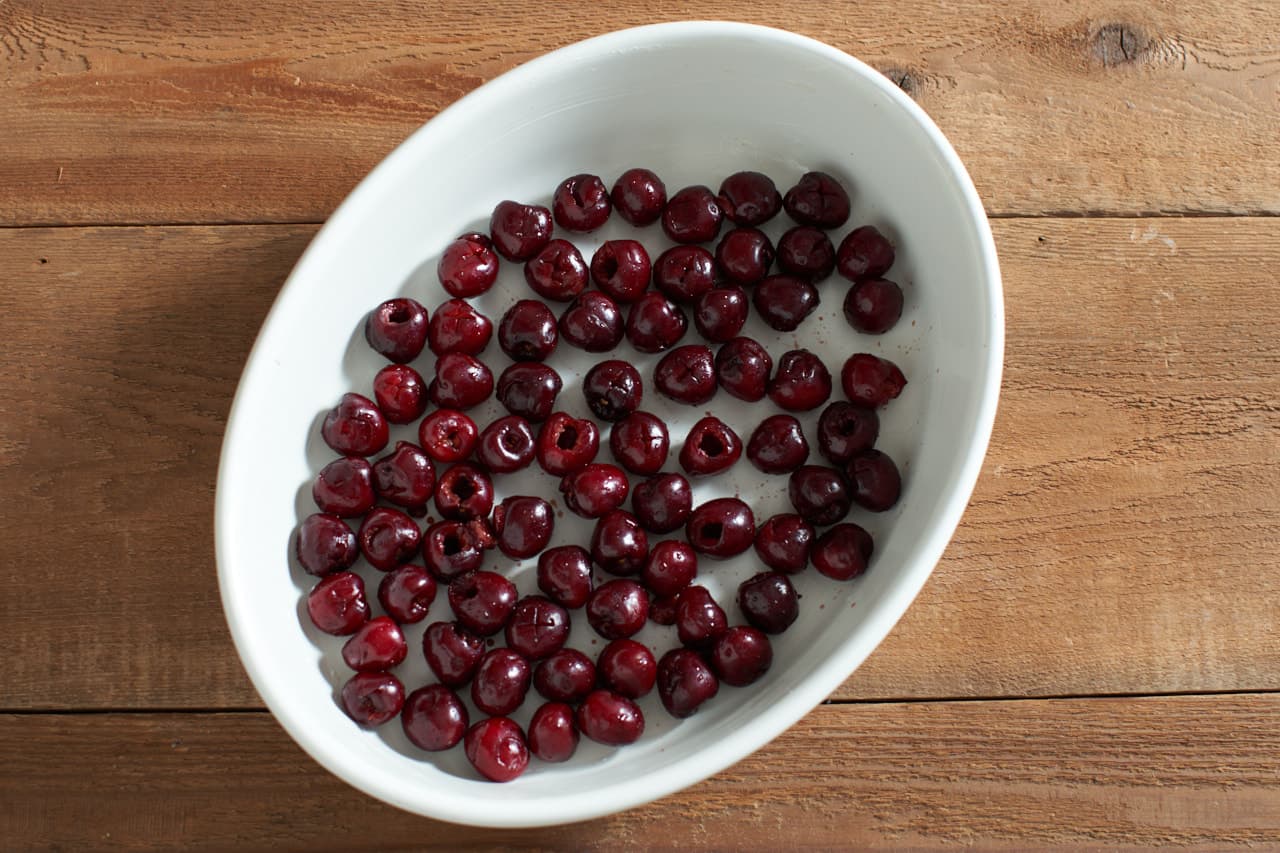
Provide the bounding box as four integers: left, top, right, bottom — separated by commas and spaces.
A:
296, 168, 907, 782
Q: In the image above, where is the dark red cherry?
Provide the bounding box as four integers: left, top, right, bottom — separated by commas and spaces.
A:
428, 352, 493, 410
654, 344, 717, 405
418, 409, 478, 463
307, 571, 369, 635
464, 716, 529, 783
817, 401, 880, 463
753, 514, 814, 574
524, 238, 588, 301
422, 518, 494, 581
528, 702, 579, 762
841, 353, 907, 407
475, 415, 536, 474
377, 564, 437, 624
746, 414, 810, 474
590, 239, 651, 302
737, 572, 799, 634
372, 441, 436, 511
625, 292, 688, 353
401, 684, 469, 751
372, 364, 428, 424
609, 411, 669, 475
590, 510, 648, 576
296, 513, 358, 576
491, 495, 554, 559
553, 173, 612, 232
675, 585, 728, 648
583, 360, 643, 422
631, 473, 693, 534
679, 416, 742, 476
496, 362, 562, 422
710, 626, 773, 687
365, 298, 428, 363
434, 462, 494, 521
662, 184, 723, 244
788, 465, 851, 525
498, 299, 558, 362
577, 690, 645, 745
597, 639, 657, 698
490, 200, 553, 262
714, 227, 775, 286
753, 275, 819, 332
648, 594, 679, 626
504, 595, 570, 660
358, 507, 421, 571
714, 337, 772, 402
768, 349, 832, 411
657, 648, 719, 718
693, 287, 749, 342
611, 168, 667, 226
535, 411, 600, 475
844, 277, 904, 334
586, 578, 649, 640
471, 647, 531, 716
448, 570, 517, 636
427, 298, 492, 356
559, 291, 623, 352
534, 648, 596, 703
437, 232, 499, 298
641, 539, 698, 598
536, 546, 594, 609
423, 620, 485, 686
844, 449, 902, 512
777, 226, 836, 281
718, 171, 781, 226
783, 171, 851, 228
560, 463, 629, 519
836, 225, 895, 281
341, 616, 408, 672
811, 522, 875, 580
322, 393, 388, 457
653, 245, 718, 304
313, 456, 375, 518
686, 498, 755, 559
341, 672, 404, 727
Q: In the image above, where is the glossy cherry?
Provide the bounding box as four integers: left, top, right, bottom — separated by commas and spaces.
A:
710, 626, 773, 687
358, 507, 421, 570
490, 200, 553, 261
372, 363, 428, 424
534, 648, 596, 702
654, 344, 717, 405
448, 570, 517, 636
714, 336, 772, 402
524, 238, 588, 301
577, 689, 645, 745
679, 416, 742, 476
475, 415, 537, 474
686, 498, 755, 559
504, 595, 570, 660
631, 472, 693, 534
496, 362, 562, 422
401, 684, 469, 751
321, 393, 388, 457
836, 225, 895, 281
648, 594, 679, 626
422, 518, 493, 581
313, 456, 375, 517
365, 298, 428, 363
377, 565, 437, 624
777, 225, 836, 281
811, 522, 875, 580
747, 414, 810, 474
738, 572, 799, 634
341, 672, 404, 727
590, 239, 651, 302
657, 648, 719, 718
653, 245, 718, 303
625, 292, 688, 353
427, 298, 492, 356
498, 299, 559, 362
434, 463, 494, 521
372, 441, 436, 510
768, 349, 832, 411
641, 539, 698, 598
611, 167, 667, 226
662, 184, 723, 244
597, 639, 657, 699
714, 227, 775, 286
753, 275, 819, 332
437, 232, 499, 298
845, 449, 902, 512
788, 465, 852, 526
693, 286, 749, 342
844, 277, 904, 334
464, 717, 528, 782
307, 571, 370, 635
817, 401, 880, 463
418, 409, 478, 463
553, 173, 612, 232
560, 463, 629, 519
718, 171, 781, 225
423, 620, 486, 686
341, 616, 407, 672
536, 545, 594, 609
536, 411, 600, 475
428, 352, 493, 410
675, 585, 728, 648
528, 702, 579, 762
583, 360, 644, 422
753, 513, 815, 574
609, 411, 669, 475
590, 510, 650, 579
471, 647, 531, 716
491, 495, 554, 559
841, 353, 907, 407
559, 291, 623, 352
296, 513, 358, 576
586, 578, 649, 639
783, 171, 851, 228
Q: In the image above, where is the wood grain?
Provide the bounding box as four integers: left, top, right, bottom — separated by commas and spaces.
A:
0, 218, 1276, 710
1, 0, 1278, 225
3, 696, 1278, 850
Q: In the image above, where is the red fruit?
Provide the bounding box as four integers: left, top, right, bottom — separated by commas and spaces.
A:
423, 621, 485, 687
783, 171, 851, 228
559, 291, 623, 352
753, 514, 814, 574
709, 626, 773, 687
434, 463, 494, 521
836, 225, 895, 281
498, 299, 558, 362
536, 411, 600, 475
631, 472, 693, 534
654, 344, 717, 405
611, 168, 667, 226
753, 275, 819, 332
534, 648, 596, 703
357, 507, 421, 570
737, 572, 799, 634
377, 565, 437, 624
417, 409, 478, 463
447, 570, 517, 636
693, 286, 749, 342
491, 495, 554, 559
464, 717, 529, 782
675, 585, 728, 648
471, 647, 531, 716
401, 684, 469, 751
625, 291, 688, 353
475, 415, 536, 474
714, 227, 775, 286
844, 277, 904, 334
372, 441, 436, 511
746, 414, 810, 474
553, 173, 612, 232
422, 518, 493, 581
768, 349, 832, 412
428, 352, 493, 410
341, 616, 408, 672
576, 689, 645, 745
524, 238, 588, 301
641, 540, 698, 598
427, 298, 492, 356
372, 364, 428, 424
365, 298, 428, 363
662, 184, 723, 244
341, 672, 404, 727
817, 402, 880, 463
560, 463, 629, 519
296, 513, 358, 576
679, 416, 742, 477
490, 200, 553, 262
590, 510, 649, 576
609, 411, 670, 475
841, 353, 907, 408
685, 498, 755, 559
788, 466, 852, 526
597, 639, 658, 699
810, 522, 874, 580
504, 595, 570, 660
528, 702, 579, 762
714, 336, 772, 402
586, 578, 649, 639
313, 456, 375, 518
844, 449, 902, 512
536, 545, 594, 609
653, 245, 718, 303
307, 571, 370, 636
657, 648, 719, 718
590, 239, 651, 302
582, 360, 644, 422
321, 393, 389, 457
718, 171, 782, 226
437, 232, 499, 298
776, 225, 835, 281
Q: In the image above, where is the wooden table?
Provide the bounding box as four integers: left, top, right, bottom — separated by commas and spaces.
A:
2, 2, 1277, 848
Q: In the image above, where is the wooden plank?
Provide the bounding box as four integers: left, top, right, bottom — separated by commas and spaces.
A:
1, 1, 1278, 225
0, 219, 1276, 710
2, 696, 1278, 849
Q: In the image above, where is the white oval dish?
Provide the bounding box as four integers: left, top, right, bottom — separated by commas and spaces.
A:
216, 21, 1002, 827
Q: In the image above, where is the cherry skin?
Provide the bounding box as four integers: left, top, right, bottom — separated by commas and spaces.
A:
714, 337, 772, 402
421, 518, 493, 581
577, 689, 645, 745
611, 167, 667, 226
836, 225, 895, 281
372, 364, 428, 424
845, 449, 903, 511
675, 585, 728, 648
714, 227, 775, 286
583, 360, 644, 422
427, 298, 492, 356
437, 232, 499, 298
679, 416, 742, 477
464, 717, 529, 783
418, 409, 478, 463
817, 401, 880, 463
372, 441, 436, 511
428, 352, 493, 410
586, 578, 649, 639
625, 292, 688, 353
401, 684, 469, 751
475, 415, 537, 474
657, 648, 719, 718
313, 456, 375, 518
648, 594, 680, 626
662, 184, 723, 244
653, 245, 718, 304
694, 286, 749, 342
783, 171, 851, 228
753, 514, 815, 574
341, 672, 404, 727
496, 362, 562, 422
423, 620, 486, 687
811, 522, 875, 580
296, 513, 358, 576
631, 472, 693, 534
746, 414, 810, 474
560, 463, 629, 519
776, 225, 836, 281
553, 173, 612, 232
844, 277, 904, 334
471, 647, 532, 716
788, 465, 852, 526
365, 298, 428, 363
768, 349, 832, 412
341, 616, 407, 672
536, 411, 600, 476
491, 495, 554, 558
358, 507, 421, 570
528, 701, 580, 762
524, 238, 589, 301
490, 200, 553, 261
498, 299, 558, 362
590, 239, 651, 302
504, 595, 570, 660
448, 570, 517, 636
590, 510, 650, 576
560, 291, 624, 352
710, 626, 773, 687
536, 545, 594, 609
753, 275, 819, 332
377, 564, 437, 624
718, 171, 782, 225
322, 393, 388, 457
841, 353, 907, 408
609, 411, 670, 475
434, 463, 494, 521
738, 572, 800, 634
597, 639, 658, 699
307, 571, 369, 635
685, 498, 756, 559
534, 648, 596, 703
654, 344, 717, 405
641, 540, 698, 598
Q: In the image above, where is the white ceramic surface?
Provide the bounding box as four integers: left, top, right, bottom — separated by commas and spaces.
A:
216, 21, 1003, 827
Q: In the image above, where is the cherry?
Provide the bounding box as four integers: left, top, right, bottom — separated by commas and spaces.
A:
423, 620, 486, 686
845, 449, 902, 511
341, 672, 404, 726
631, 472, 693, 534
657, 649, 719, 718
534, 648, 596, 702
496, 362, 562, 422
836, 225, 895, 281
776, 226, 836, 281
422, 518, 493, 581
471, 647, 531, 716
372, 441, 436, 511
437, 232, 499, 298
817, 401, 880, 463
686, 498, 755, 559
528, 702, 579, 762
372, 364, 428, 424
498, 299, 559, 362
342, 616, 408, 672
365, 298, 428, 363
611, 168, 667, 226
358, 507, 421, 570
577, 689, 645, 745
582, 360, 644, 422
768, 349, 832, 411
841, 353, 907, 407
536, 546, 594, 609
428, 352, 493, 410
710, 626, 773, 687
535, 411, 600, 475
560, 463, 629, 518
753, 514, 815, 574
783, 171, 851, 229
788, 465, 852, 525
476, 415, 537, 474
418, 409, 478, 463
321, 393, 389, 457
718, 171, 782, 226
434, 463, 494, 521
504, 595, 570, 660
693, 286, 749, 342
448, 570, 517, 636
714, 337, 772, 402
553, 173, 612, 232
844, 278, 904, 334
653, 245, 718, 303
654, 344, 717, 405
753, 275, 819, 332
641, 540, 698, 598
464, 717, 529, 782
402, 684, 469, 751
738, 572, 799, 634
714, 227, 775, 286
490, 200, 553, 262
559, 291, 623, 352
524, 238, 588, 301
377, 565, 437, 624
307, 571, 369, 635
679, 416, 742, 476
586, 578, 649, 639
427, 298, 492, 356
590, 239, 651, 302
674, 585, 728, 648
746, 414, 810, 474
296, 513, 358, 576
597, 639, 657, 699
313, 456, 375, 517
609, 411, 669, 475
491, 495, 554, 559
624, 292, 688, 353
811, 522, 874, 580
590, 510, 649, 576
648, 594, 679, 626
662, 184, 723, 244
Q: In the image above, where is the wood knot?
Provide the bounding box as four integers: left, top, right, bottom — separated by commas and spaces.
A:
1091, 22, 1151, 66
879, 66, 920, 99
